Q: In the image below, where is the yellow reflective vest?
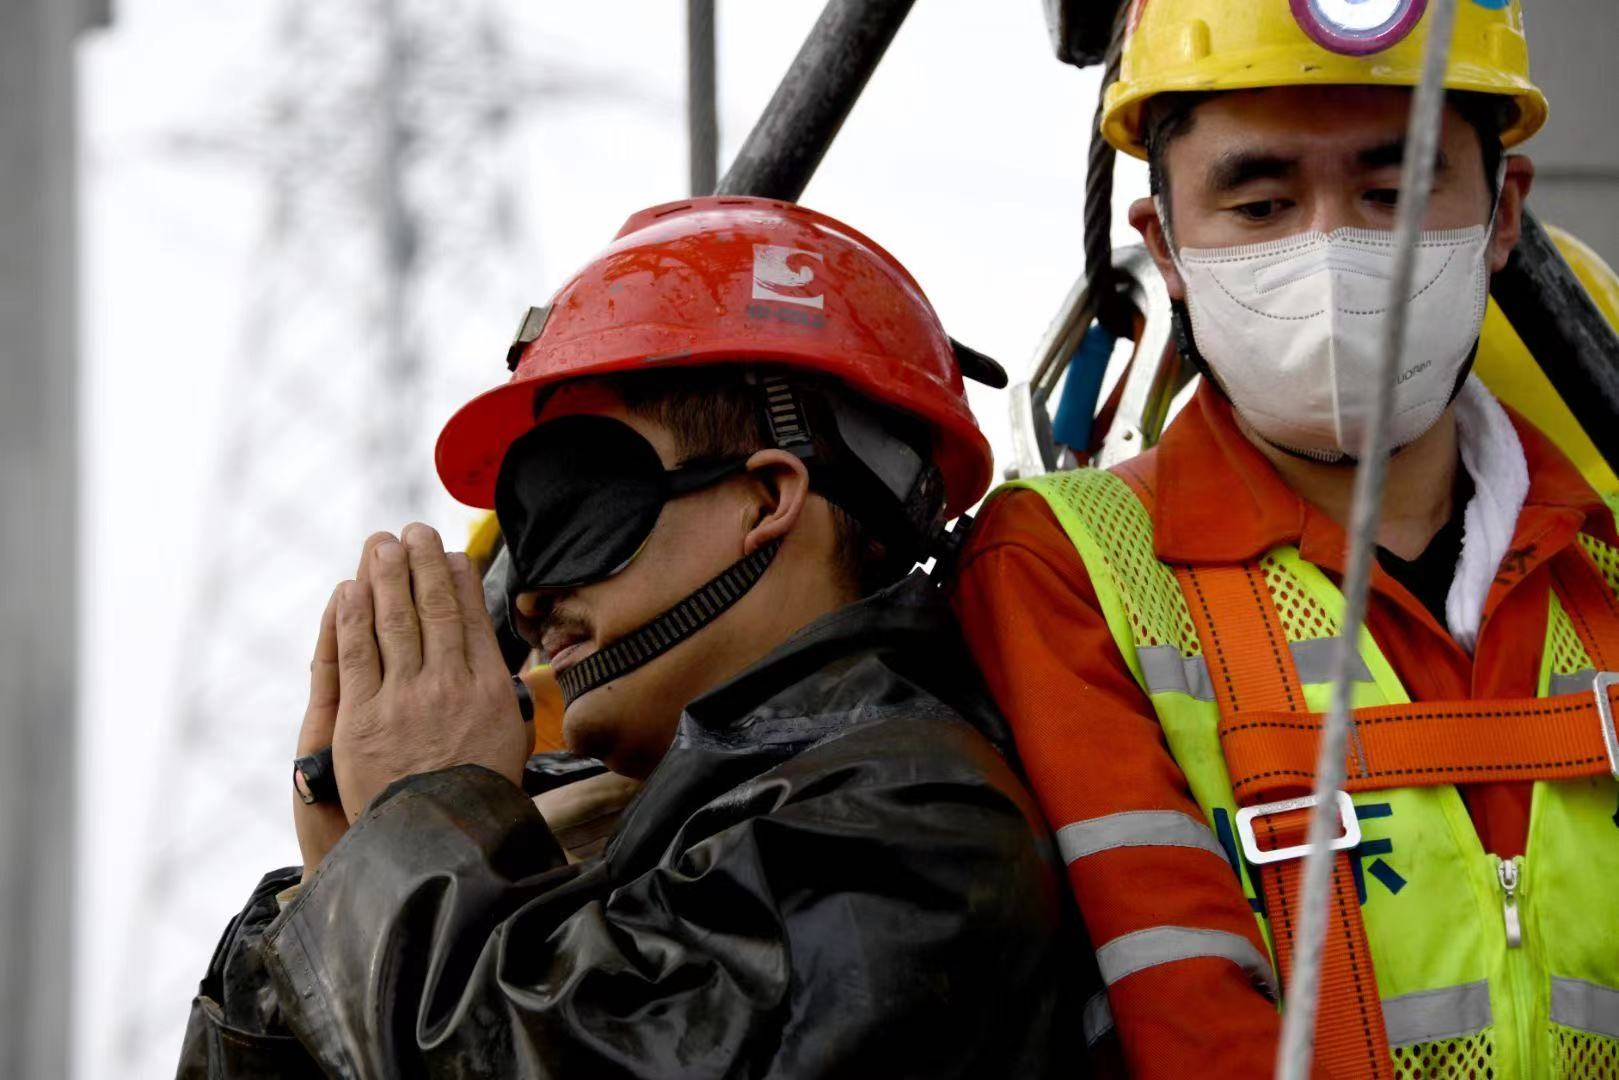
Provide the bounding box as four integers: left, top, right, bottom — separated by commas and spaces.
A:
1001, 467, 1619, 1078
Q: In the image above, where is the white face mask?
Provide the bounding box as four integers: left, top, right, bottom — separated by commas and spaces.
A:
1168, 216, 1496, 461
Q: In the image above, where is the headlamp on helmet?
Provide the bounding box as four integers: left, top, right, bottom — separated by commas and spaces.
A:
1290, 0, 1428, 56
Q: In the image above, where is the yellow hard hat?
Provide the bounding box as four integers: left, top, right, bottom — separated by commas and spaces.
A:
1102, 0, 1548, 160
1477, 226, 1619, 495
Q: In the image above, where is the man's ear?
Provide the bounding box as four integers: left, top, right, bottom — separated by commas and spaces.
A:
739, 449, 811, 556
1489, 154, 1536, 273
1130, 195, 1186, 301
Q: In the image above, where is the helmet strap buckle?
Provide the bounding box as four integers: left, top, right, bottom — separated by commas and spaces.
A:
506, 305, 552, 372
752, 371, 817, 460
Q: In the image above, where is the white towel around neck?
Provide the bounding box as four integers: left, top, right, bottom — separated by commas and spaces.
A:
1444, 376, 1531, 653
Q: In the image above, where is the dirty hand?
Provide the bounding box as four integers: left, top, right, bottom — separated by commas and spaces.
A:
293, 531, 397, 882
330, 523, 531, 824
293, 591, 353, 883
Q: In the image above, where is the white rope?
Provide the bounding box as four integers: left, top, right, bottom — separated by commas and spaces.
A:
1274, 2, 1464, 1076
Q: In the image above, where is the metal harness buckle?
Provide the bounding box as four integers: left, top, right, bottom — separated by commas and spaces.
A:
1593, 672, 1619, 779
1236, 790, 1362, 867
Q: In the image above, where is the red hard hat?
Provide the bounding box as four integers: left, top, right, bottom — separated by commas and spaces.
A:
435, 196, 994, 516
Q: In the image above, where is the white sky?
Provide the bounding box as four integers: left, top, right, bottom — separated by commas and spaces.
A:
75, 2, 1147, 1075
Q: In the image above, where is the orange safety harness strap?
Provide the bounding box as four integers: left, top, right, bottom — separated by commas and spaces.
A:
1222, 547, 1619, 802
1550, 543, 1619, 672
1178, 546, 1619, 1080
1222, 689, 1619, 801
1178, 565, 1305, 715
1178, 564, 1393, 1080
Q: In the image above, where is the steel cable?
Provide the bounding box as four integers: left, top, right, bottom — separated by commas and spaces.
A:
1082, 3, 1128, 312
1274, 1, 1463, 1076
1033, 1, 1130, 396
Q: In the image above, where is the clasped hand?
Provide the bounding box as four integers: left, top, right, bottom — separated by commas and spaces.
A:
293, 524, 532, 882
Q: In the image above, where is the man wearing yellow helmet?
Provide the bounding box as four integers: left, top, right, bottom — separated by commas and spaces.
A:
954, 2, 1619, 1077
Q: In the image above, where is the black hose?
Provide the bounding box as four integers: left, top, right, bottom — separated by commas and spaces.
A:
1082, 3, 1132, 338
716, 0, 916, 201
1491, 209, 1619, 470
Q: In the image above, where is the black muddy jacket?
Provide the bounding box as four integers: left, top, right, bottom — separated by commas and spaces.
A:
176, 572, 1088, 1079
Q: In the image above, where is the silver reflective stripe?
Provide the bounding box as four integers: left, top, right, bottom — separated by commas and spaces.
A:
1551, 977, 1619, 1039
1381, 981, 1492, 1047
1290, 637, 1372, 686
1550, 669, 1597, 698
1056, 810, 1227, 865
1096, 925, 1278, 998
1082, 991, 1115, 1047
1138, 640, 1372, 700
1138, 645, 1213, 700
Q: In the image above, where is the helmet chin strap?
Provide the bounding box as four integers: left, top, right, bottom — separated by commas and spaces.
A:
553, 540, 781, 706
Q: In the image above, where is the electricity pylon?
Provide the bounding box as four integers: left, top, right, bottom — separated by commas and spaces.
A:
110, 1, 584, 1071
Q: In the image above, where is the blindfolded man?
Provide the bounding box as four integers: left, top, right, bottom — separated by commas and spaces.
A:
178, 197, 1082, 1079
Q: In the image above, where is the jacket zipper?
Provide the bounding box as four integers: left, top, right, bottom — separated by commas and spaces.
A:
1493, 854, 1536, 1076
1498, 858, 1522, 948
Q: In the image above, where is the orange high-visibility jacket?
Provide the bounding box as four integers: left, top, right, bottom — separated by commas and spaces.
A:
951, 384, 1616, 1079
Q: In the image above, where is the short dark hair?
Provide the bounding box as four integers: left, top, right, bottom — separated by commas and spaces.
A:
603, 367, 901, 595
1143, 88, 1513, 217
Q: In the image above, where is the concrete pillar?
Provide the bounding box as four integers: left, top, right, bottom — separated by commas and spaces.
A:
0, 0, 107, 1075
1524, 0, 1619, 267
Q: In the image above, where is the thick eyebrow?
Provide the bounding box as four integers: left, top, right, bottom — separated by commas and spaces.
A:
1356, 138, 1451, 173
1205, 151, 1297, 193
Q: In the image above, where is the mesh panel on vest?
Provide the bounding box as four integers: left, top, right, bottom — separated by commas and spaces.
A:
1390, 1030, 1497, 1079
1259, 553, 1339, 642
1549, 594, 1595, 677
1579, 532, 1619, 599
1554, 1025, 1619, 1079
1035, 470, 1202, 655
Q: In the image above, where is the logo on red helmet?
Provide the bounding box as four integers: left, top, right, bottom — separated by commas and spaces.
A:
752, 245, 826, 310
